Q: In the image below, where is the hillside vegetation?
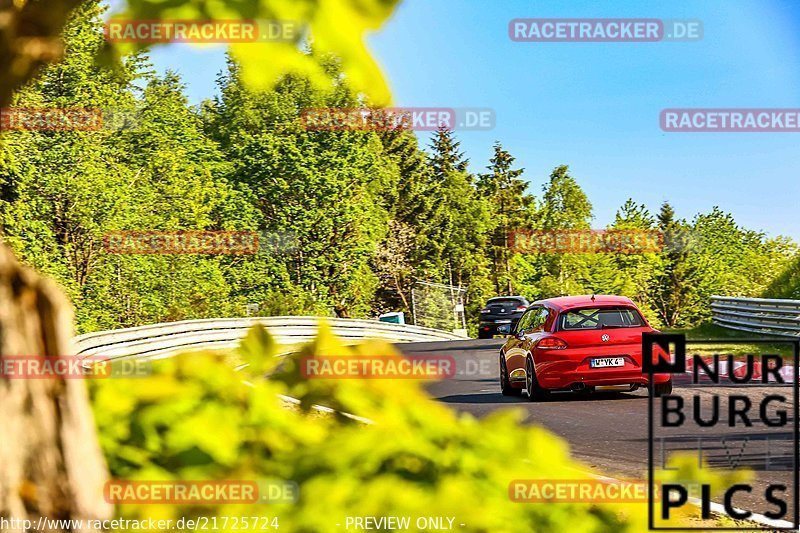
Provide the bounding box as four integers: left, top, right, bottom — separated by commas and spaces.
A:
0, 2, 795, 336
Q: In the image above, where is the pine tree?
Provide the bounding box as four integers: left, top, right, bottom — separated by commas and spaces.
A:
425, 128, 487, 284
477, 142, 533, 294
540, 165, 592, 230
421, 128, 493, 322
587, 199, 661, 324
429, 126, 469, 178
374, 129, 433, 310
531, 165, 593, 297
652, 201, 698, 326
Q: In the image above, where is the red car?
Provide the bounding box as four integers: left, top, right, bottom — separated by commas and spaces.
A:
498, 295, 673, 400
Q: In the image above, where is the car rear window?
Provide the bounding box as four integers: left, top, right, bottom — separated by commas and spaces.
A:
487, 298, 526, 306
558, 307, 644, 330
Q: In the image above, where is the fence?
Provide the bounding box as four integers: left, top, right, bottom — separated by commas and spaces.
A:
410, 281, 467, 333
710, 296, 800, 337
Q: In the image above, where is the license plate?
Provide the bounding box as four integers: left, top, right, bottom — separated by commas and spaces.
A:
494, 319, 512, 324
590, 357, 625, 368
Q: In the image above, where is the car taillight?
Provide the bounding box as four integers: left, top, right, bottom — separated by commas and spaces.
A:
537, 337, 568, 350
515, 305, 527, 312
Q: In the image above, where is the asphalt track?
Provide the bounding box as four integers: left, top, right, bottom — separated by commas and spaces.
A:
400, 338, 798, 526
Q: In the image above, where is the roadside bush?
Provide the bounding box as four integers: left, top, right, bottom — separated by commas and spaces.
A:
763, 253, 800, 300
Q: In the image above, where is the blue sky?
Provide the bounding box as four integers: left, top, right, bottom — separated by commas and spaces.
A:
135, 0, 800, 240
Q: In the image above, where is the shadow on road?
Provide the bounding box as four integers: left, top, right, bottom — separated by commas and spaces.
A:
400, 339, 504, 353
540, 391, 646, 403
436, 391, 647, 405
435, 393, 523, 404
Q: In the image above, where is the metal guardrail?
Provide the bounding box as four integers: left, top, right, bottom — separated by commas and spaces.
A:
711, 296, 800, 337
72, 316, 468, 360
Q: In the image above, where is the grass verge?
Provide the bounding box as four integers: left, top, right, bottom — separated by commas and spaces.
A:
664, 322, 796, 361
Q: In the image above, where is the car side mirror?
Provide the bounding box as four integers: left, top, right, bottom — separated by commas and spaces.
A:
497, 324, 511, 335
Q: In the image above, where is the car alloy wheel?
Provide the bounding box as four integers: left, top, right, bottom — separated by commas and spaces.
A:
525, 356, 550, 402
500, 356, 520, 396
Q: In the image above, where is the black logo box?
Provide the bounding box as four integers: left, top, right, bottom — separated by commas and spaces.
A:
644, 333, 799, 531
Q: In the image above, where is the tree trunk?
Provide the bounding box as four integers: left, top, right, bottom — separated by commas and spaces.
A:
0, 244, 111, 532
1, 1, 115, 528
0, 0, 84, 110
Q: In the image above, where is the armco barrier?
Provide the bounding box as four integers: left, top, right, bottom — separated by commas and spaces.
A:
72, 316, 468, 360
711, 296, 800, 337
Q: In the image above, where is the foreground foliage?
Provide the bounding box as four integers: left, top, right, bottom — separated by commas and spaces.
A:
91, 325, 654, 532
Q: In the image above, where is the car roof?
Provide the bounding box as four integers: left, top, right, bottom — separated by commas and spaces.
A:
531, 295, 635, 311
487, 296, 527, 301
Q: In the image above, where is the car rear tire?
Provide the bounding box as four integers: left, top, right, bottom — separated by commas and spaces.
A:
525, 356, 549, 402
652, 379, 673, 397
500, 356, 521, 396
478, 329, 492, 339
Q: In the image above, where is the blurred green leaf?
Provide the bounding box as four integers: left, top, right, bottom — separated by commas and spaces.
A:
237, 323, 278, 374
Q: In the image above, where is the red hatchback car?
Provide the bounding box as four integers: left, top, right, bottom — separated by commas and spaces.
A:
498, 295, 672, 400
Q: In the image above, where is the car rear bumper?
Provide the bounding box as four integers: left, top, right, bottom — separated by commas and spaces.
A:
533, 349, 672, 389
479, 318, 521, 333
539, 372, 671, 389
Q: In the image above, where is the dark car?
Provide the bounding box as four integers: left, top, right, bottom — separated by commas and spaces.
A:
478, 296, 530, 339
